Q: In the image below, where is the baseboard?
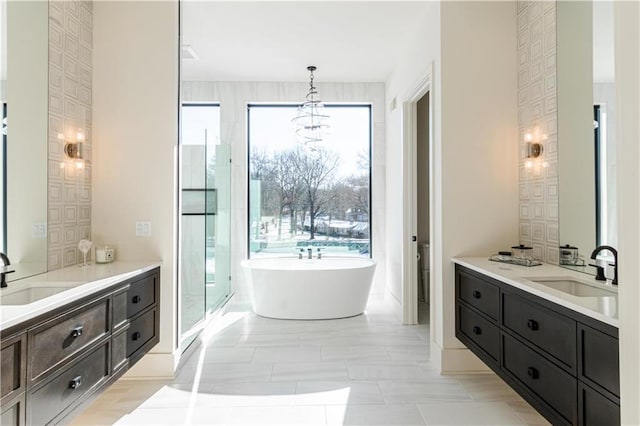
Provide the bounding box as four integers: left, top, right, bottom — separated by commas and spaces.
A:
438, 347, 492, 374
122, 351, 180, 379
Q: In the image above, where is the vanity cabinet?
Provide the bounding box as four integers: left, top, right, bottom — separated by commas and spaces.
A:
455, 265, 619, 426
1, 333, 26, 425
0, 267, 160, 425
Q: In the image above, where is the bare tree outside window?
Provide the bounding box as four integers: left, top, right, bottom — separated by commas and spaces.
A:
248, 105, 371, 258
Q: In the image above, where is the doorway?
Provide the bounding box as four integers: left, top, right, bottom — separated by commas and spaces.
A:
401, 69, 433, 327
416, 93, 430, 324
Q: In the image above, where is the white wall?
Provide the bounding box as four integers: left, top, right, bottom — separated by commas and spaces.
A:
386, 1, 519, 371
92, 1, 179, 377
385, 1, 440, 315
439, 1, 519, 368
614, 2, 640, 423
182, 81, 386, 300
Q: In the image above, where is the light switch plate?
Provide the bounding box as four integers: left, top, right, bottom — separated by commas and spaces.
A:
31, 223, 47, 239
135, 221, 151, 237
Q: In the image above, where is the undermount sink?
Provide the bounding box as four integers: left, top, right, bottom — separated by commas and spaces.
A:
526, 277, 616, 298
1, 283, 81, 306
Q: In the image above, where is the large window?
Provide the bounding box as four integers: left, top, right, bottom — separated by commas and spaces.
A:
248, 104, 371, 258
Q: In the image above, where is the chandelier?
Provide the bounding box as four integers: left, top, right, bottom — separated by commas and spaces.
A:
292, 66, 330, 145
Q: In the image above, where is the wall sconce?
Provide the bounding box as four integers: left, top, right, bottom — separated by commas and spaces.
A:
60, 131, 85, 169
524, 133, 544, 169
64, 131, 84, 160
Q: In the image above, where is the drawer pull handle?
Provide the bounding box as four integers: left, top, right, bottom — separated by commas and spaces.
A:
132, 332, 141, 341
132, 295, 141, 304
472, 326, 482, 335
472, 291, 482, 299
527, 367, 539, 380
69, 376, 82, 389
70, 326, 84, 338
527, 320, 539, 331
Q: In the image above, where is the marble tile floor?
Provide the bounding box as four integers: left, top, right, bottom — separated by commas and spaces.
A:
72, 298, 550, 426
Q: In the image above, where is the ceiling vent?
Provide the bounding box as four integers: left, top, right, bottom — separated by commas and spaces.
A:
181, 45, 200, 61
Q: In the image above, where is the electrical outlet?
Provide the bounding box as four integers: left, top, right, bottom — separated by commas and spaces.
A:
31, 222, 47, 239
135, 221, 151, 237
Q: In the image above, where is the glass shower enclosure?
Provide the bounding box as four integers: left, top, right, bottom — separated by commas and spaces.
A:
179, 104, 231, 351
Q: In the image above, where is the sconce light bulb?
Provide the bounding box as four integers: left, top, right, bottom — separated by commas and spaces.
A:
524, 133, 533, 142
525, 160, 533, 169
59, 162, 65, 169
75, 160, 84, 169
77, 131, 84, 141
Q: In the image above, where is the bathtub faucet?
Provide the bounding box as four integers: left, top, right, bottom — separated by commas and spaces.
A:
307, 247, 313, 259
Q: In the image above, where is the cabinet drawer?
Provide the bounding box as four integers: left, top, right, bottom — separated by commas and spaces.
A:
578, 325, 619, 398
1, 334, 25, 400
457, 269, 499, 320
578, 382, 619, 426
29, 342, 110, 426
127, 274, 156, 318
29, 298, 109, 381
503, 333, 576, 424
458, 304, 500, 363
127, 308, 157, 358
503, 292, 576, 370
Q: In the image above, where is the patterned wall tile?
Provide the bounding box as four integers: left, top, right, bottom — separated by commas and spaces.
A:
518, 0, 558, 263
48, 0, 92, 270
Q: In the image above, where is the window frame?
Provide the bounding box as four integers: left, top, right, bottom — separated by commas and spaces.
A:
246, 103, 373, 259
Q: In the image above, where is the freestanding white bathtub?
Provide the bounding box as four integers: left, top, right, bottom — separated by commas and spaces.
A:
241, 257, 376, 320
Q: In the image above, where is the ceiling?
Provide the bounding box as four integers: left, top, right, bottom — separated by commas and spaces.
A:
181, 1, 433, 82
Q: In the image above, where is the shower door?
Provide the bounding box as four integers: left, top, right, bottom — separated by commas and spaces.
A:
180, 104, 230, 351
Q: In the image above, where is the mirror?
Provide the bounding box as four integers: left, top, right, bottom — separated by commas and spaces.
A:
1, 1, 49, 281
557, 0, 617, 274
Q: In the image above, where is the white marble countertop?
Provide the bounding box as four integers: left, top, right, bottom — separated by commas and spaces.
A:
0, 261, 161, 331
453, 257, 618, 328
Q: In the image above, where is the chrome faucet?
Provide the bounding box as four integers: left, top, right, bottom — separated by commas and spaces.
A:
0, 252, 14, 288
307, 247, 313, 260
590, 245, 618, 285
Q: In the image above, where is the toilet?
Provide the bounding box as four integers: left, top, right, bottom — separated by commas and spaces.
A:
420, 242, 430, 303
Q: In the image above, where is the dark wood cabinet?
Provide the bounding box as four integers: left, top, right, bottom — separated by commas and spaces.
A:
503, 292, 576, 371
455, 264, 620, 426
502, 333, 577, 424
457, 303, 500, 365
0, 334, 26, 426
0, 266, 160, 425
578, 324, 620, 398
578, 382, 620, 426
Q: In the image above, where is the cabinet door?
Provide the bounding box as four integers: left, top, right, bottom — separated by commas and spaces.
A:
127, 273, 157, 318
127, 308, 157, 359
1, 334, 26, 403
578, 324, 619, 398
578, 382, 620, 426
0, 393, 25, 426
